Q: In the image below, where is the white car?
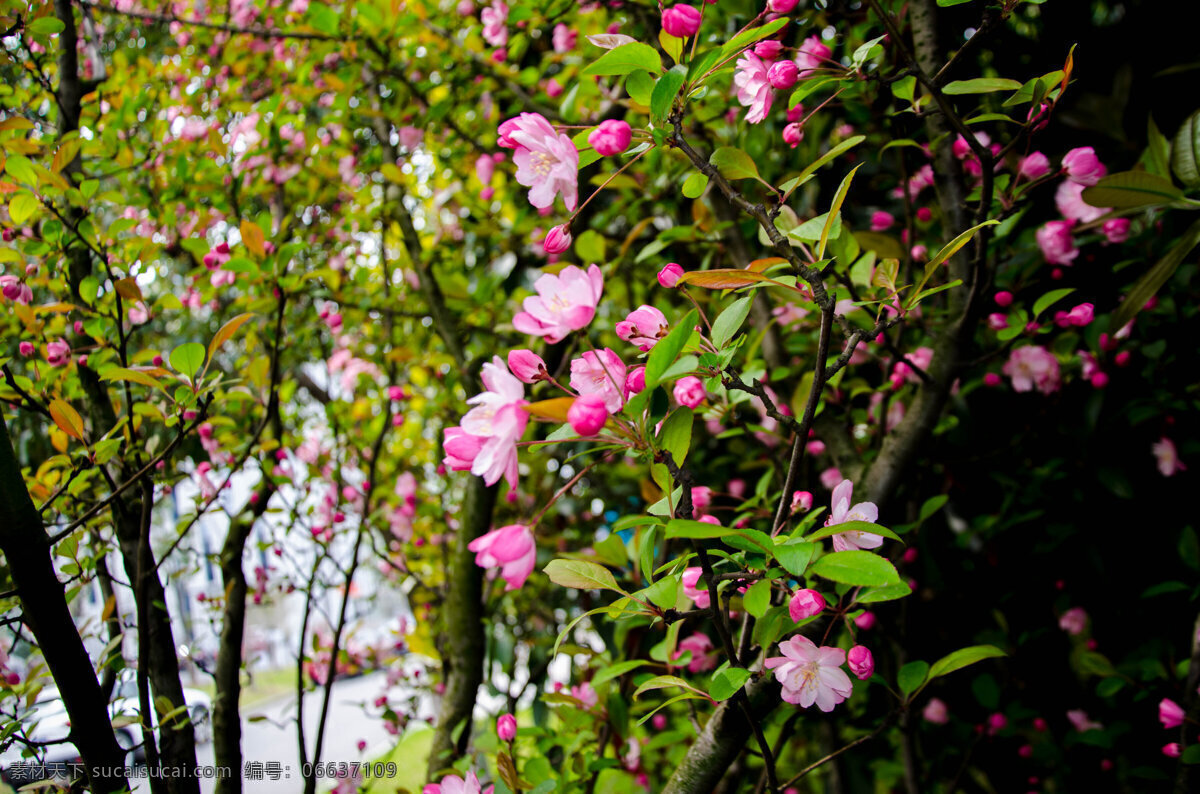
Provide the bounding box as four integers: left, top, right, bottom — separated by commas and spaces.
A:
110, 668, 213, 756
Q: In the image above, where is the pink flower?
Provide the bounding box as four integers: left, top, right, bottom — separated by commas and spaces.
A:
661, 4, 702, 38
1160, 698, 1185, 729
1102, 217, 1131, 243
543, 224, 572, 254
767, 0, 797, 11
513, 264, 603, 343
1153, 437, 1186, 477
847, 645, 874, 680
552, 23, 576, 53
870, 211, 894, 232
1018, 152, 1051, 180
682, 567, 710, 609
18, 341, 33, 357
625, 366, 646, 395
819, 467, 842, 491
480, 0, 508, 47
995, 291, 1014, 307
923, 697, 949, 724
0, 276, 31, 305
755, 40, 784, 59
824, 479, 882, 552
789, 589, 826, 622
1058, 606, 1088, 636
570, 682, 599, 708
1067, 709, 1103, 733
1036, 220, 1079, 265
568, 394, 609, 435
657, 262, 685, 288
45, 339, 71, 367
452, 357, 530, 487
501, 113, 579, 212
589, 120, 632, 156
507, 349, 547, 383
468, 524, 536, 590
1062, 146, 1105, 186
497, 713, 517, 741
1062, 303, 1094, 327
1055, 180, 1107, 224
791, 490, 813, 512
782, 123, 804, 148
1165, 743, 1183, 758
569, 348, 627, 413
734, 52, 774, 125
1003, 346, 1061, 394
795, 36, 831, 76
764, 634, 853, 711
616, 305, 669, 351
675, 633, 717, 673
767, 60, 799, 90
673, 376, 707, 408
426, 771, 486, 794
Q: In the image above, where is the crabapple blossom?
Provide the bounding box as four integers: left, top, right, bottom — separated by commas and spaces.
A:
870, 211, 894, 232
795, 36, 831, 75
675, 633, 717, 673
552, 23, 576, 53
425, 770, 489, 794
1036, 220, 1079, 265
616, 305, 669, 351
681, 567, 710, 609
569, 348, 627, 413
450, 356, 530, 487
923, 698, 949, 724
755, 40, 784, 59
588, 120, 632, 156
791, 490, 813, 512
789, 589, 826, 622
570, 682, 599, 708
497, 713, 517, 741
782, 122, 803, 148
1103, 217, 1131, 243
854, 611, 876, 630
468, 524, 536, 590
673, 376, 707, 408
847, 645, 875, 680
765, 634, 853, 711
1062, 146, 1105, 185
733, 52, 773, 124
661, 4, 702, 38
825, 479, 883, 552
767, 60, 799, 90
1018, 152, 1051, 180
657, 262, 685, 288
625, 366, 646, 395
0, 276, 31, 304
1067, 709, 1103, 732
1165, 743, 1183, 758
767, 0, 797, 12
1055, 180, 1107, 224
512, 263, 603, 343
507, 349, 547, 383
1003, 346, 1061, 394
1059, 606, 1088, 635
1153, 437, 1186, 477
543, 224, 572, 254
480, 0, 508, 47
1160, 698, 1185, 729
18, 341, 33, 357
499, 113, 579, 212
568, 394, 608, 436
45, 339, 70, 367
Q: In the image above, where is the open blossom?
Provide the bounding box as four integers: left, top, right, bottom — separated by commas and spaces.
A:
733, 52, 773, 124
570, 682, 599, 708
1058, 606, 1088, 635
469, 524, 536, 590
552, 23, 576, 52
616, 305, 669, 351
1161, 698, 1185, 729
1037, 220, 1079, 265
682, 567, 710, 609
480, 0, 508, 47
675, 633, 717, 673
765, 634, 853, 711
499, 113, 579, 212
825, 479, 883, 552
923, 697, 949, 724
448, 357, 529, 487
1062, 146, 1106, 185
513, 264, 603, 343
45, 339, 71, 367
569, 348, 627, 413
1055, 180, 1107, 224
795, 36, 831, 75
1153, 437, 1186, 477
424, 770, 489, 794
1067, 709, 1103, 732
1003, 346, 1061, 394
0, 275, 32, 305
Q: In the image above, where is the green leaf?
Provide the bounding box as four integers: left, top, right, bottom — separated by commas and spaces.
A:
663, 519, 773, 553
898, 661, 929, 697
635, 693, 711, 726
927, 645, 1006, 680
942, 78, 1023, 95
710, 147, 760, 181
1028, 288, 1073, 319
708, 668, 753, 701
936, 0, 973, 5
774, 541, 817, 578
909, 220, 997, 306
789, 76, 839, 109
1082, 171, 1185, 209
805, 520, 903, 545
4, 155, 37, 186
857, 583, 913, 603
633, 675, 709, 700
710, 296, 754, 348
644, 309, 696, 391
1172, 109, 1200, 188
742, 579, 772, 618
28, 17, 67, 35
592, 660, 650, 686
682, 172, 708, 199
8, 193, 38, 225
786, 136, 866, 192
819, 165, 862, 259
809, 550, 902, 587
851, 36, 885, 69
169, 343, 206, 380
1181, 744, 1200, 765
659, 407, 694, 466
306, 3, 340, 35
1147, 116, 1172, 178
651, 66, 687, 123
626, 70, 655, 105
643, 575, 679, 609
1109, 218, 1200, 332
543, 559, 627, 594
582, 43, 662, 77
919, 495, 948, 522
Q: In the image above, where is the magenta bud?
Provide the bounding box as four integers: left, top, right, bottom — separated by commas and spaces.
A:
508, 349, 548, 383
661, 3, 702, 37
788, 588, 825, 622
767, 0, 798, 12
568, 393, 608, 436
767, 60, 799, 90
625, 366, 646, 395
543, 224, 572, 254
673, 375, 706, 408
847, 645, 874, 680
994, 291, 1013, 307
497, 713, 517, 741
754, 40, 783, 59
657, 262, 685, 288
588, 120, 632, 157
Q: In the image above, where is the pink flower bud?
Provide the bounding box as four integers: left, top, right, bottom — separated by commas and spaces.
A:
767, 60, 799, 90
767, 0, 798, 12
791, 490, 812, 512
652, 714, 668, 730
658, 262, 685, 288
543, 224, 573, 254
18, 341, 33, 357
73, 321, 84, 335
988, 313, 1008, 330
1114, 351, 1131, 367
854, 611, 876, 630
847, 645, 874, 679
754, 40, 783, 59
789, 588, 825, 622
1033, 717, 1048, 731
910, 244, 928, 261
568, 393, 609, 436
988, 713, 1008, 733
588, 120, 632, 157
661, 4, 702, 38
1160, 698, 1185, 729
1062, 146, 1105, 186
1164, 743, 1182, 758
388, 386, 405, 401
673, 376, 706, 408
923, 697, 949, 724
916, 206, 933, 223
625, 366, 646, 395
994, 291, 1013, 307
1103, 217, 1130, 244
508, 349, 548, 383
870, 211, 895, 232
1018, 744, 1033, 758
782, 122, 803, 148
497, 713, 517, 741
1018, 152, 1051, 180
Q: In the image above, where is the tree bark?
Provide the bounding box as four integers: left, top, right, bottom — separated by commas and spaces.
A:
0, 418, 129, 793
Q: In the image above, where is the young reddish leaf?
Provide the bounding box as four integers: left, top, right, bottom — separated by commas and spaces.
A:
675, 269, 775, 289
48, 399, 85, 442
207, 313, 256, 359
240, 219, 266, 258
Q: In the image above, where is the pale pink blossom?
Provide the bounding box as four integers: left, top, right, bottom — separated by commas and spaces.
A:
1055, 180, 1107, 224
453, 357, 530, 487
500, 113, 579, 212
795, 36, 831, 76
1160, 698, 1185, 729
570, 682, 599, 708
1067, 709, 1103, 732
825, 479, 882, 552
569, 348, 627, 413
513, 264, 603, 343
922, 697, 949, 724
552, 23, 576, 53
481, 0, 509, 47
1062, 146, 1106, 186
1003, 346, 1061, 394
1153, 437, 1186, 477
819, 467, 842, 491
675, 633, 717, 673
1058, 606, 1088, 635
426, 770, 488, 794
682, 567, 710, 609
468, 524, 536, 590
733, 52, 774, 125
1037, 220, 1079, 265
764, 634, 853, 711
616, 305, 669, 351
